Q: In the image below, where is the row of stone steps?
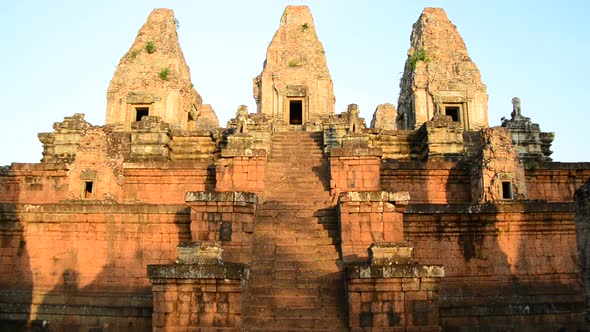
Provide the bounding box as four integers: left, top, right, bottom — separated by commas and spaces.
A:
243, 131, 346, 331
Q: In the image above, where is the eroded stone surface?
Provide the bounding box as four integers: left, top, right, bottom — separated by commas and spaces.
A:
106, 8, 206, 131
575, 179, 590, 320
254, 5, 335, 124
471, 127, 527, 202
397, 8, 488, 131
501, 97, 554, 162
194, 104, 220, 132
371, 103, 398, 131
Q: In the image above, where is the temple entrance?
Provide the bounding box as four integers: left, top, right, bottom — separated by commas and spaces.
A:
288, 99, 303, 125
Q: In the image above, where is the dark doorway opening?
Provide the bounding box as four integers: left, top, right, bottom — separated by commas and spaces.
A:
135, 107, 149, 121
502, 181, 513, 199
444, 106, 460, 122
84, 181, 94, 199
289, 100, 303, 125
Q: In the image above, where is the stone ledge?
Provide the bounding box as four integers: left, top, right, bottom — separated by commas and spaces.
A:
532, 162, 590, 171
331, 147, 383, 157
339, 191, 410, 203
0, 302, 151, 317
220, 148, 267, 158
380, 159, 471, 170
1, 203, 190, 215
346, 263, 444, 279
147, 263, 247, 280
185, 191, 258, 204
406, 202, 573, 214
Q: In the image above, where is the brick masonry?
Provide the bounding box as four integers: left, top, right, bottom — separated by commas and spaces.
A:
186, 192, 258, 264
338, 191, 408, 263
148, 263, 246, 332
0, 203, 190, 331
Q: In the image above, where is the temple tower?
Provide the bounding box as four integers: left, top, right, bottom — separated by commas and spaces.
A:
253, 5, 335, 125
106, 9, 203, 131
397, 8, 488, 130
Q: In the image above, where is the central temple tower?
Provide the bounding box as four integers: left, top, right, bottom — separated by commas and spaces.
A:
253, 5, 335, 125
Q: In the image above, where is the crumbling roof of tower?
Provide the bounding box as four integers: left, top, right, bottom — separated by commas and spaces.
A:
263, 5, 330, 77
108, 9, 200, 95
405, 7, 485, 90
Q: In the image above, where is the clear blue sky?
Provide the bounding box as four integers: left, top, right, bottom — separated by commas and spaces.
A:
1, 1, 588, 165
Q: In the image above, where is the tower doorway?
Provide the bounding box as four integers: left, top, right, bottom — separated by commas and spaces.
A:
289, 99, 303, 125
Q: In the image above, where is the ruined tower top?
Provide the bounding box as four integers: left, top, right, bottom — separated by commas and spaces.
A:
254, 5, 335, 126
397, 7, 488, 131
106, 8, 208, 131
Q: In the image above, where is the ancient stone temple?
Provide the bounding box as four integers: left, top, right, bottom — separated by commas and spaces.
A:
1, 5, 590, 332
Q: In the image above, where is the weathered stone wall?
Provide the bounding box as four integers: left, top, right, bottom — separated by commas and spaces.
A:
370, 130, 421, 160
338, 192, 408, 263
329, 148, 382, 196
0, 164, 69, 204
405, 203, 585, 331
122, 161, 214, 204
370, 103, 398, 131
148, 265, 245, 332
0, 203, 190, 331
471, 127, 527, 203
0, 161, 213, 207
381, 160, 472, 204
346, 268, 443, 331
215, 155, 266, 194
187, 192, 258, 264
575, 178, 590, 321
526, 163, 590, 202
170, 131, 217, 161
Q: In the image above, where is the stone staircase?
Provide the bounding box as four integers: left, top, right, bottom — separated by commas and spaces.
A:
243, 131, 347, 331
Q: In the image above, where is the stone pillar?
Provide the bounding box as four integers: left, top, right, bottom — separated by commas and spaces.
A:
338, 191, 409, 263
130, 116, 172, 161
329, 147, 382, 196
345, 243, 444, 331
148, 242, 248, 332
185, 191, 258, 264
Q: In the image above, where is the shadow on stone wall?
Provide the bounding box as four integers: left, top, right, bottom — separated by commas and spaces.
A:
575, 177, 590, 323
0, 193, 34, 331
13, 205, 191, 331
410, 202, 586, 331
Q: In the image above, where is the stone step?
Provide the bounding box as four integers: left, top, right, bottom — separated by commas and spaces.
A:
243, 318, 347, 331
244, 130, 343, 331
253, 224, 337, 233
259, 201, 332, 208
